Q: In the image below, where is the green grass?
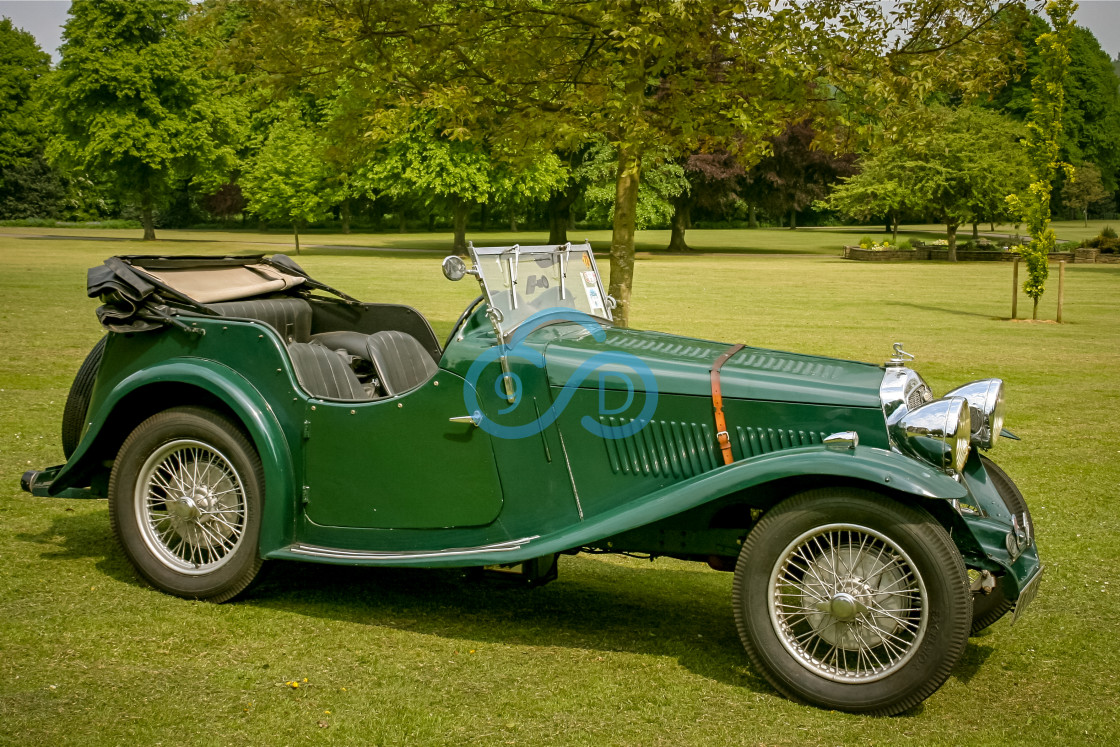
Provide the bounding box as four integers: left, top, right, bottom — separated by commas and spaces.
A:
2, 232, 1119, 745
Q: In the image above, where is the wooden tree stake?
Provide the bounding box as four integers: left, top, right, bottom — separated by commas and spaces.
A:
1057, 260, 1065, 323
1011, 255, 1019, 319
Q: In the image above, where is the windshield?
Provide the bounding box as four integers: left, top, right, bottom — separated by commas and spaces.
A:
468, 242, 612, 339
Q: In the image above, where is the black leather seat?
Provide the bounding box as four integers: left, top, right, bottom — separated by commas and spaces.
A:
366, 331, 439, 395
207, 298, 312, 343
287, 343, 367, 400
311, 330, 437, 396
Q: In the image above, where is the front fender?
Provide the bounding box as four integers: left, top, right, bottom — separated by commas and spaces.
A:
50, 358, 298, 555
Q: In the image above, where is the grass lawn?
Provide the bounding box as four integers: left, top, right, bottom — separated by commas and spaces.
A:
2, 232, 1119, 745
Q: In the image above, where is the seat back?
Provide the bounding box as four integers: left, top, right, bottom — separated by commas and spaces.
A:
366, 330, 439, 395
207, 297, 312, 343
288, 343, 367, 400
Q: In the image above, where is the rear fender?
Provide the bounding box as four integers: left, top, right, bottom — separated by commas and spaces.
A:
49, 358, 298, 555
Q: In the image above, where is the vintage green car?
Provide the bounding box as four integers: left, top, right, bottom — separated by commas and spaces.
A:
22, 242, 1041, 715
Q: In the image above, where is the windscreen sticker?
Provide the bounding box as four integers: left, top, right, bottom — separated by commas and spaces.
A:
582, 271, 606, 316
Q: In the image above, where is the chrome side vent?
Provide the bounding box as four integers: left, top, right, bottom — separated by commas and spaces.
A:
735, 427, 829, 457
600, 417, 719, 478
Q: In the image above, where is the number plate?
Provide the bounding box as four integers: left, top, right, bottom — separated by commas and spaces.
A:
1011, 565, 1044, 626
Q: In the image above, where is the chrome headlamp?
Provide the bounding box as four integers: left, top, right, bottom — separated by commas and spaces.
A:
888, 396, 971, 474
944, 379, 1005, 450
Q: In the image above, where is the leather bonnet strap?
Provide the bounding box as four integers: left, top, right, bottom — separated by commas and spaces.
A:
710, 343, 745, 466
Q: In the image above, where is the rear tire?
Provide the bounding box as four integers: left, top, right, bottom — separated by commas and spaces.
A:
108, 406, 264, 602
62, 336, 107, 458
732, 489, 971, 716
970, 455, 1031, 634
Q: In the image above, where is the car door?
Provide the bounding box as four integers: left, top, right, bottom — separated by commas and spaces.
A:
300, 369, 504, 529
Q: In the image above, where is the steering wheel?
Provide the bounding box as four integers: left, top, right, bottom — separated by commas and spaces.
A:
444, 294, 485, 349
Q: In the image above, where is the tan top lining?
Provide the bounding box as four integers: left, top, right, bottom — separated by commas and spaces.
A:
136, 264, 306, 304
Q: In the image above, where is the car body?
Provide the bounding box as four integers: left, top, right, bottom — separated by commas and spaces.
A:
22, 243, 1042, 715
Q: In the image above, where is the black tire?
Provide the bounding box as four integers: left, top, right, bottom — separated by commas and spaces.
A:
108, 406, 265, 602
969, 455, 1031, 634
62, 336, 107, 458
732, 489, 971, 716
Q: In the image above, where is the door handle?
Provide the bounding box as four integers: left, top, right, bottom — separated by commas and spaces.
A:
449, 411, 482, 427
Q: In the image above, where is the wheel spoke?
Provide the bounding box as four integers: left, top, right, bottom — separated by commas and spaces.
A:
134, 438, 248, 575
768, 521, 929, 683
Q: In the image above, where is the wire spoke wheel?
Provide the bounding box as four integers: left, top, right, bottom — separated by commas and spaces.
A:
136, 439, 247, 574
770, 524, 928, 683
110, 406, 264, 602
733, 489, 970, 715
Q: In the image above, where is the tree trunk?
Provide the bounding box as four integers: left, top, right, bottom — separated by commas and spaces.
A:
340, 198, 351, 234
510, 213, 518, 232
548, 194, 573, 244
480, 202, 488, 231
789, 209, 797, 230
293, 222, 301, 255
1033, 296, 1039, 320
748, 205, 758, 229
667, 203, 691, 252
946, 222, 958, 262
141, 203, 156, 241
1083, 207, 1088, 227
452, 199, 470, 255
891, 211, 898, 244
608, 146, 641, 328
548, 208, 568, 244
398, 211, 407, 232
972, 222, 979, 240
427, 212, 436, 232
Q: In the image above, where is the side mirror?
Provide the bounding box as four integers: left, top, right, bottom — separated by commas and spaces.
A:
442, 255, 468, 281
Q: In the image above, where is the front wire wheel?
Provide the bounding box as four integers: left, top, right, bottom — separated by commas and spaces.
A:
733, 489, 971, 715
109, 406, 265, 602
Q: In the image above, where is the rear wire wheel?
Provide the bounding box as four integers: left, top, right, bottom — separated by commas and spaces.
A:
108, 406, 265, 602
732, 489, 971, 715
969, 455, 1031, 634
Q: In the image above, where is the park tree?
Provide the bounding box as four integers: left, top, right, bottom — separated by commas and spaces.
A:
1061, 161, 1110, 224
909, 107, 1029, 260
823, 147, 915, 244
1007, 0, 1075, 320
239, 0, 1022, 326
744, 123, 856, 231
240, 113, 339, 253
990, 10, 1120, 195
666, 153, 744, 252
0, 19, 64, 219
45, 0, 237, 239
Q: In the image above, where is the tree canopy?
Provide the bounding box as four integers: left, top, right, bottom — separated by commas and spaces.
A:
45, 0, 236, 239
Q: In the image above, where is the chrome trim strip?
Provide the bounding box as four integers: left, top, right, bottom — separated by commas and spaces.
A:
290, 536, 539, 561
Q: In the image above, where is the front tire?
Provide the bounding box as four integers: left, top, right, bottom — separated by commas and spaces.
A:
732, 489, 971, 716
108, 406, 265, 602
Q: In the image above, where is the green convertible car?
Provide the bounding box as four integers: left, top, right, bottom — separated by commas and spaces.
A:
22, 242, 1041, 715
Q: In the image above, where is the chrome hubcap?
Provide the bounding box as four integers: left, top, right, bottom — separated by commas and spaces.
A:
768, 524, 928, 682
134, 439, 247, 574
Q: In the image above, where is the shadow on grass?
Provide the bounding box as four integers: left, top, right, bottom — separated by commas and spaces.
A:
243, 559, 772, 695
23, 510, 980, 713
16, 504, 137, 586
886, 301, 999, 320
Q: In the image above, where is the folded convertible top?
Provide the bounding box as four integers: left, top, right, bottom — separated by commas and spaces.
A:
86, 254, 347, 332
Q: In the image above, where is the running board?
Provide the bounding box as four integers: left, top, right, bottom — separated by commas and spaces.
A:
286, 536, 540, 562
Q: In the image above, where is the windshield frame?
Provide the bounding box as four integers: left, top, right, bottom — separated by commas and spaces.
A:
466, 241, 613, 343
